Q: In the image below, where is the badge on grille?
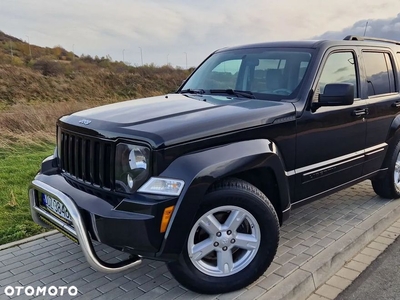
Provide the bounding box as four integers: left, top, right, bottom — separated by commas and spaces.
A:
79, 119, 91, 125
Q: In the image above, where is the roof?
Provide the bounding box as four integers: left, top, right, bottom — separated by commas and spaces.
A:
216, 36, 400, 53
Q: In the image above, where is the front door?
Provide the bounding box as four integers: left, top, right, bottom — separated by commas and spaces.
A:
294, 49, 367, 202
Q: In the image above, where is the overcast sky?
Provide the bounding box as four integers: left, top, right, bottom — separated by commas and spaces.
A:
1, 0, 400, 68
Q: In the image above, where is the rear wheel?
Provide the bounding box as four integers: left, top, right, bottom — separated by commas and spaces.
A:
372, 140, 400, 199
167, 178, 280, 294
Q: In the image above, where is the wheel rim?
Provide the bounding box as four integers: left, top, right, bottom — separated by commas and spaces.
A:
394, 152, 400, 192
187, 205, 261, 277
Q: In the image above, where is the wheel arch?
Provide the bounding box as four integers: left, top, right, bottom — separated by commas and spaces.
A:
220, 167, 284, 224
387, 114, 400, 142
378, 115, 400, 171
156, 139, 291, 259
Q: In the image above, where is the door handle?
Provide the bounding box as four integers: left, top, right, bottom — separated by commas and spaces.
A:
352, 108, 368, 117
392, 101, 400, 108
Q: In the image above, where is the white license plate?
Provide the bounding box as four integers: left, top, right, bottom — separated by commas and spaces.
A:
42, 194, 72, 222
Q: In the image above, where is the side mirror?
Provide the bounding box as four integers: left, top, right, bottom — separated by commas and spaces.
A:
312, 83, 354, 111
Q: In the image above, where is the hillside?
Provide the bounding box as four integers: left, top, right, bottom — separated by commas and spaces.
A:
0, 30, 191, 105
0, 31, 195, 244
0, 29, 198, 148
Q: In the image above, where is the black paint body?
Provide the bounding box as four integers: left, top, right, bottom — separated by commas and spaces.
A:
36, 39, 400, 261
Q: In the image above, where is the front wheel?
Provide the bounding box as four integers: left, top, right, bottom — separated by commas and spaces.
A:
167, 178, 280, 294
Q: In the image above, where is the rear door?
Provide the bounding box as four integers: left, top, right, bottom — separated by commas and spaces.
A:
361, 49, 400, 174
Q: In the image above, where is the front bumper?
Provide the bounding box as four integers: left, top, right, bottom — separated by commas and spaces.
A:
30, 179, 142, 273
29, 167, 179, 272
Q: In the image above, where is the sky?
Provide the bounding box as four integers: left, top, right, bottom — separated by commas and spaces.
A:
1, 0, 400, 68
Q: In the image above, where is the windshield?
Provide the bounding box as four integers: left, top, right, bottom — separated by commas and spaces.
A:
180, 48, 313, 100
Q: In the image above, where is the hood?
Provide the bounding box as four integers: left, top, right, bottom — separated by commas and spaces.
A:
59, 94, 296, 148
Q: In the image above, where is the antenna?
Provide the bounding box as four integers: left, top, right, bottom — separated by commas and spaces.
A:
363, 21, 369, 36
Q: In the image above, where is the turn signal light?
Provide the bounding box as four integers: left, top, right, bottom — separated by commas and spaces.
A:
160, 206, 174, 233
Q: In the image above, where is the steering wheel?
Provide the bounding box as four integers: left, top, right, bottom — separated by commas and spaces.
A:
272, 89, 292, 95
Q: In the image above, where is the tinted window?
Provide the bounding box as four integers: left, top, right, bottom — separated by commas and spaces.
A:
363, 52, 395, 96
181, 49, 313, 100
385, 53, 396, 92
299, 61, 309, 82
207, 59, 241, 89
252, 59, 286, 91
318, 52, 358, 98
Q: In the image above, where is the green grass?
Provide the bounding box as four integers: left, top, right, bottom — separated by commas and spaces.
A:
0, 142, 54, 244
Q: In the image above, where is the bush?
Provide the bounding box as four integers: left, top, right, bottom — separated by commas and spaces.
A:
11, 56, 24, 66
32, 59, 65, 76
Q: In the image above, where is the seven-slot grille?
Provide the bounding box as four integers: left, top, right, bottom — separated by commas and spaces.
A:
58, 129, 115, 190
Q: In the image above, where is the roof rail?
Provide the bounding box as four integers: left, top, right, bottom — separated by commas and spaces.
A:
343, 35, 400, 46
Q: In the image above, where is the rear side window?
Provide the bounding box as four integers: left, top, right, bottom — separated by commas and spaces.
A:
363, 52, 396, 96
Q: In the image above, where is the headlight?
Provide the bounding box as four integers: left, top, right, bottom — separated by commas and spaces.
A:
138, 177, 185, 196
115, 143, 150, 193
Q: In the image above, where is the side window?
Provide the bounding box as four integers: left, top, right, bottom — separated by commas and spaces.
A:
318, 52, 358, 99
385, 53, 396, 92
363, 52, 396, 96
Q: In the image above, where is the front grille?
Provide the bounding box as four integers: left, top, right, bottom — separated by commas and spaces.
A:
59, 129, 115, 190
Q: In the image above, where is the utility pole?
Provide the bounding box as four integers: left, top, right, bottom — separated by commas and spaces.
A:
9, 40, 13, 62
122, 49, 125, 63
167, 53, 169, 65
26, 35, 32, 58
138, 47, 143, 66
72, 44, 75, 61
363, 21, 369, 36
184, 52, 188, 69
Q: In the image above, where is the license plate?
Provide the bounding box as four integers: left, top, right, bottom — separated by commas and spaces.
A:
41, 194, 72, 222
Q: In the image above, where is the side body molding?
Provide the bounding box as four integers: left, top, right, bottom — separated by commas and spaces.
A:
156, 139, 290, 259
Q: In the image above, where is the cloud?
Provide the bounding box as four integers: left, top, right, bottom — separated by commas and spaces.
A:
1, 0, 400, 67
314, 13, 400, 40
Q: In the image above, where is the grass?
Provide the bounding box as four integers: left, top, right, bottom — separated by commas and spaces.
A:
0, 30, 192, 245
0, 95, 164, 245
0, 101, 104, 245
0, 142, 54, 244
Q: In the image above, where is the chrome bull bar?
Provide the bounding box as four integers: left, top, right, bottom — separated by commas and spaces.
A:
29, 179, 142, 273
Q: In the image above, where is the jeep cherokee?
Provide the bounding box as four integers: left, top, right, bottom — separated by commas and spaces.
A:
29, 35, 400, 294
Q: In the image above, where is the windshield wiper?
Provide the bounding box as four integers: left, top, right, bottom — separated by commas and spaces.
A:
209, 89, 255, 99
180, 88, 205, 94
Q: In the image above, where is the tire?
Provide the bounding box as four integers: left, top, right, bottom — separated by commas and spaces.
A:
167, 178, 280, 294
372, 139, 400, 199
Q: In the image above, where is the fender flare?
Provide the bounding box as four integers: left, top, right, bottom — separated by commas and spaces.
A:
387, 114, 400, 142
156, 139, 290, 259
378, 115, 400, 171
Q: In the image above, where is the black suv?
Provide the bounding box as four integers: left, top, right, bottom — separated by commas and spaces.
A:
29, 35, 400, 294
